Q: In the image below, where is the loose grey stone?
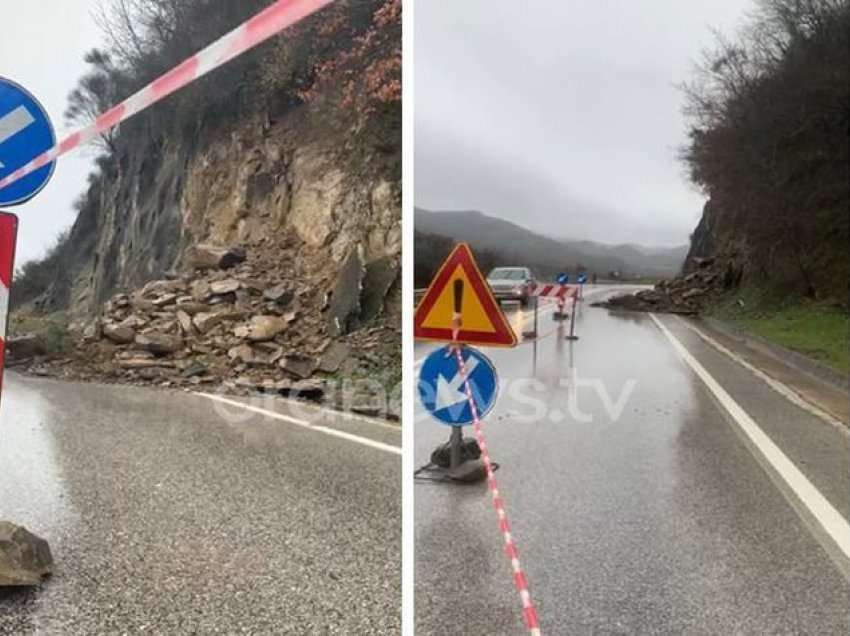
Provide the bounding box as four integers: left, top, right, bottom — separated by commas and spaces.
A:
0, 522, 53, 586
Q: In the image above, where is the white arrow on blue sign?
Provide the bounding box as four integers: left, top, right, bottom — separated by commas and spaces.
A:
418, 345, 499, 427
0, 78, 56, 207
577, 273, 588, 284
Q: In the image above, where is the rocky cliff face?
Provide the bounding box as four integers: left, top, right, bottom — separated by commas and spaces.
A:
38, 108, 400, 319
682, 199, 745, 290
16, 100, 401, 410
683, 188, 847, 306
597, 189, 845, 315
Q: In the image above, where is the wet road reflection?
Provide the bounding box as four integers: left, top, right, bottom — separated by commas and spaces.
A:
1, 374, 400, 634
414, 285, 850, 634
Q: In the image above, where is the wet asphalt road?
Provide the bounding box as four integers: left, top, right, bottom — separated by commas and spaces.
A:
0, 375, 400, 634
414, 285, 850, 634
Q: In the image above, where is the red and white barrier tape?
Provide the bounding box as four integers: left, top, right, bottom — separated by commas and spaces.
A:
0, 213, 18, 399
528, 283, 576, 300
452, 345, 542, 635
0, 0, 333, 194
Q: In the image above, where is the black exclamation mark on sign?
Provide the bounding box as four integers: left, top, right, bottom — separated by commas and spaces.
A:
452, 278, 463, 341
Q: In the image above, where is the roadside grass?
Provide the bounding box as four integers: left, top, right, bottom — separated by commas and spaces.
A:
710, 288, 849, 375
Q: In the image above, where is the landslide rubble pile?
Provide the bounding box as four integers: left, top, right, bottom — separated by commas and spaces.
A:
593, 256, 739, 314
13, 243, 400, 418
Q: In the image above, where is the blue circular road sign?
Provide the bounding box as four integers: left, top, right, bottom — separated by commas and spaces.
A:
0, 77, 56, 207
556, 272, 569, 285
418, 345, 499, 427
577, 273, 588, 284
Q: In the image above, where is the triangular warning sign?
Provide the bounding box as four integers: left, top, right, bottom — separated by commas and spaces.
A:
415, 243, 517, 347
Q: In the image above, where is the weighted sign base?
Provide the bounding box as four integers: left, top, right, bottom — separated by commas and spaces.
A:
447, 458, 487, 483
430, 436, 481, 467
552, 312, 568, 321
565, 335, 580, 341
428, 434, 487, 484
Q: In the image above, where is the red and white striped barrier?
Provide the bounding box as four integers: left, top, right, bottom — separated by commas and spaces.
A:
0, 213, 18, 400
528, 282, 577, 320
0, 0, 333, 194
527, 282, 576, 300
453, 346, 542, 635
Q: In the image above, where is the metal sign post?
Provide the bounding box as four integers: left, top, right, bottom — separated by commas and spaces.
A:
565, 291, 579, 341
533, 294, 539, 336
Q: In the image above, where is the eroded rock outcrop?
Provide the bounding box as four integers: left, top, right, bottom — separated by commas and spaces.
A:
12, 80, 402, 414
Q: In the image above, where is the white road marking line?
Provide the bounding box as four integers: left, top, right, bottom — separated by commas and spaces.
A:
196, 392, 401, 455
673, 315, 847, 433
263, 393, 400, 431
0, 106, 36, 168
651, 313, 850, 568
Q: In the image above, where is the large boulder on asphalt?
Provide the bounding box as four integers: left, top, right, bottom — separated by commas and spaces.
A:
184, 244, 246, 270
0, 522, 53, 586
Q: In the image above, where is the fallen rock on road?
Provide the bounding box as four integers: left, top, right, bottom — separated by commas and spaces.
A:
593, 256, 742, 315
5, 335, 47, 362
12, 241, 402, 420
0, 522, 53, 586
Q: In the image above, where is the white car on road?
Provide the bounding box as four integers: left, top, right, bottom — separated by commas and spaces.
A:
486, 266, 536, 308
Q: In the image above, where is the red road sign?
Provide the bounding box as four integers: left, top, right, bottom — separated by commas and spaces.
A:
414, 242, 517, 347
0, 212, 18, 400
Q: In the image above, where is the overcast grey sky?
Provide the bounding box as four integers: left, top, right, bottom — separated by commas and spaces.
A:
2, 0, 101, 265
415, 0, 753, 247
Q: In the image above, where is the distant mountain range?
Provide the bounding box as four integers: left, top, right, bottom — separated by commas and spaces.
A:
415, 208, 687, 277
